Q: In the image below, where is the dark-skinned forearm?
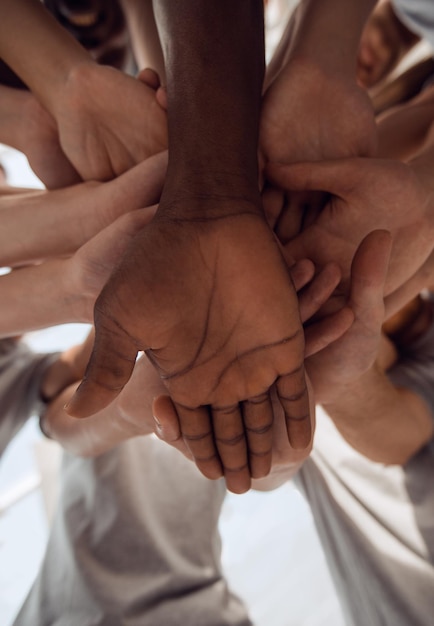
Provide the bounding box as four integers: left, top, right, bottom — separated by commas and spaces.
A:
153, 0, 265, 205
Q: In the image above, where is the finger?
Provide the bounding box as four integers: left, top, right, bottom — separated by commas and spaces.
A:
175, 402, 223, 480
304, 307, 355, 358
262, 183, 285, 230
211, 403, 251, 494
350, 230, 392, 312
385, 250, 434, 319
156, 86, 168, 110
276, 367, 311, 450
242, 392, 273, 479
298, 262, 342, 323
289, 259, 315, 292
137, 67, 161, 90
266, 158, 363, 197
65, 311, 138, 418
283, 190, 328, 236
274, 192, 304, 244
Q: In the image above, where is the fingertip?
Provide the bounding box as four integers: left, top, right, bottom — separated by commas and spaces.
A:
137, 67, 160, 90
156, 86, 168, 110
289, 258, 316, 291
289, 423, 312, 450
225, 471, 252, 495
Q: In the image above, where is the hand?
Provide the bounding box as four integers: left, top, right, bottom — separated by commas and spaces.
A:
20, 91, 80, 188
53, 62, 167, 181
41, 350, 189, 458
0, 151, 167, 268
67, 206, 157, 321
268, 157, 434, 295
65, 207, 312, 494
153, 255, 353, 490
305, 230, 392, 404
260, 57, 377, 237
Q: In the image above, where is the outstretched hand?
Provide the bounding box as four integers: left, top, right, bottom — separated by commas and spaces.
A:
153, 255, 353, 491
268, 156, 434, 295
20, 92, 80, 189
260, 58, 377, 234
305, 230, 392, 404
65, 207, 311, 494
53, 63, 167, 181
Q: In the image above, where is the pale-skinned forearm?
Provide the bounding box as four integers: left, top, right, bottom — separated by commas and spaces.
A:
0, 0, 91, 114
377, 86, 434, 161
322, 364, 433, 465
0, 154, 166, 267
0, 186, 98, 266
0, 260, 88, 337
120, 0, 165, 79
0, 85, 32, 150
153, 0, 265, 204
289, 0, 376, 76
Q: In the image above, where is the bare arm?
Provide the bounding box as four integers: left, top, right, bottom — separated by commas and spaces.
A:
0, 0, 167, 180
120, 0, 165, 79
322, 361, 433, 465
0, 207, 156, 337
0, 0, 90, 110
0, 84, 79, 188
68, 1, 315, 495
377, 84, 434, 161
0, 152, 166, 267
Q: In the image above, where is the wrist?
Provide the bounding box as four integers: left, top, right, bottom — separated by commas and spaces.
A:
49, 59, 97, 119
321, 363, 379, 410
0, 88, 32, 152
408, 149, 434, 230
160, 166, 262, 219
290, 0, 376, 78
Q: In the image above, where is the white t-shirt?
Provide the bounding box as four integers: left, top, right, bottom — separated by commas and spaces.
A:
14, 436, 252, 626
296, 298, 434, 626
393, 0, 434, 50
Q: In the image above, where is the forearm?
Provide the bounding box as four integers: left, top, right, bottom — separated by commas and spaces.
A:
0, 154, 165, 267
0, 185, 99, 266
322, 364, 433, 465
120, 0, 165, 79
377, 85, 434, 161
42, 383, 149, 457
408, 141, 434, 227
290, 0, 376, 76
0, 85, 31, 150
0, 260, 88, 337
0, 0, 91, 114
154, 0, 265, 205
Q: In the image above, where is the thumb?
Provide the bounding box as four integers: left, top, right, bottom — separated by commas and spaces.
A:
65, 307, 138, 418
266, 158, 363, 196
